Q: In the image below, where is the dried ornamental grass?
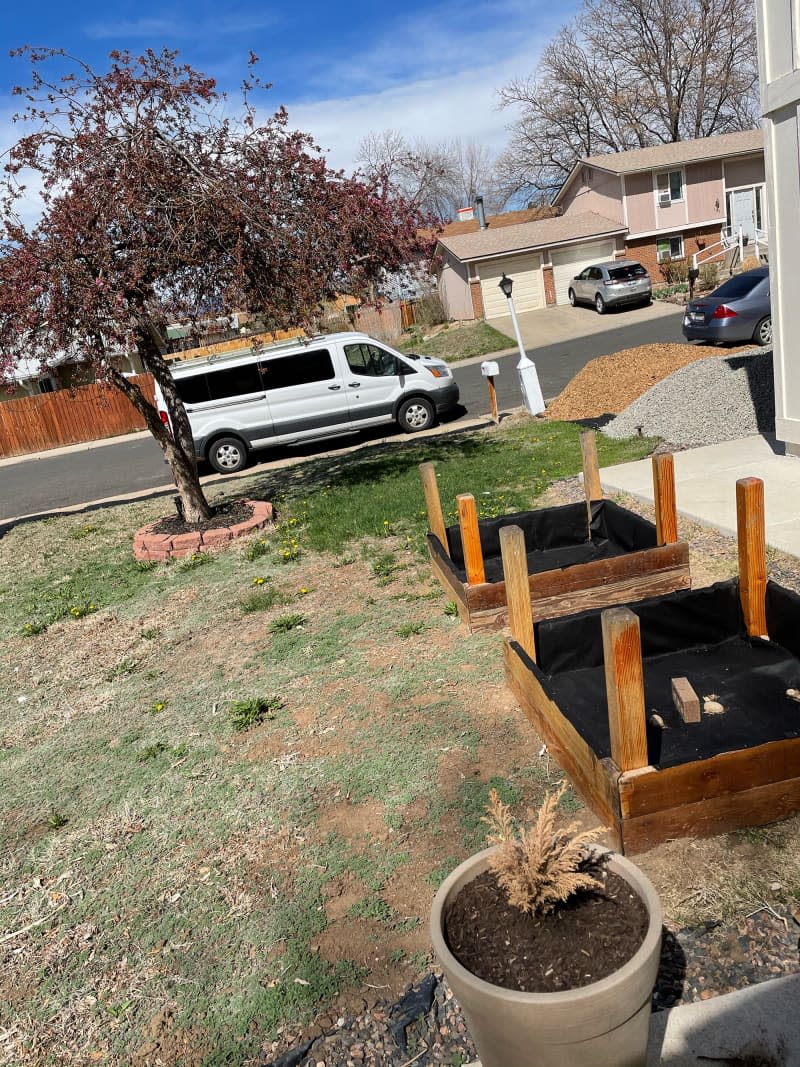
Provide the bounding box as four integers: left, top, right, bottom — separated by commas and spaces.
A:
483, 784, 604, 918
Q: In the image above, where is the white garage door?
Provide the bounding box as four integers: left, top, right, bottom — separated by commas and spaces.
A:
480, 254, 543, 319
551, 241, 616, 305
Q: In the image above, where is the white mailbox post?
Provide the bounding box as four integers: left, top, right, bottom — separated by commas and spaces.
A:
497, 273, 545, 416
480, 359, 500, 422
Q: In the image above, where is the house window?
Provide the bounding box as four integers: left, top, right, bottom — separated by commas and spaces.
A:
656, 170, 683, 206
656, 235, 685, 261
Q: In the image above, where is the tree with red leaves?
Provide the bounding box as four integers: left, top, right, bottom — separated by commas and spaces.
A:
0, 48, 433, 520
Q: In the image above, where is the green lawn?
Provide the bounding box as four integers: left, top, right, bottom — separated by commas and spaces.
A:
1, 418, 665, 1064
396, 321, 513, 362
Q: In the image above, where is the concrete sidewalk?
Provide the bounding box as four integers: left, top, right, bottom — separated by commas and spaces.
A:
601, 433, 800, 557
466, 971, 800, 1065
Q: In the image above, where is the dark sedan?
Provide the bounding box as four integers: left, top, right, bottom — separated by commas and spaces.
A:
682, 266, 771, 346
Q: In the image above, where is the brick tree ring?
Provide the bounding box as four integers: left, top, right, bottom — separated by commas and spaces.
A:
133, 499, 274, 562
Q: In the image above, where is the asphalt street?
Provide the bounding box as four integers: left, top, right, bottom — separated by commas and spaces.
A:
0, 308, 685, 522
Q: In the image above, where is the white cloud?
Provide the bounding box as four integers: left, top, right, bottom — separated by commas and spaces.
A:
286, 54, 543, 176
279, 0, 570, 175
84, 10, 278, 40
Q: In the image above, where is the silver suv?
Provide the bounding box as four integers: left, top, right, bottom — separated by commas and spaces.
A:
568, 259, 652, 314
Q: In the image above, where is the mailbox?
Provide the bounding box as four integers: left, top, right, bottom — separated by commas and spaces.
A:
480, 360, 500, 377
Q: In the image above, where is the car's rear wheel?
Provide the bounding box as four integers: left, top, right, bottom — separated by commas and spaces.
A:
397, 396, 435, 433
568, 288, 577, 307
208, 436, 248, 474
595, 293, 605, 314
753, 315, 772, 346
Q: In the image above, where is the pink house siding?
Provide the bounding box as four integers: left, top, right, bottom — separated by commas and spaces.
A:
685, 161, 724, 224
724, 156, 766, 189
624, 172, 656, 234
438, 256, 474, 320
559, 169, 624, 222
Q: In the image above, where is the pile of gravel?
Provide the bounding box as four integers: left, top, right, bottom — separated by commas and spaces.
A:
604, 348, 774, 447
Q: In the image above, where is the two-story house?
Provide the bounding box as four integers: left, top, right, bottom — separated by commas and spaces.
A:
436, 129, 765, 321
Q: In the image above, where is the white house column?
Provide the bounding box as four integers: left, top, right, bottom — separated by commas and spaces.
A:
756, 1, 800, 455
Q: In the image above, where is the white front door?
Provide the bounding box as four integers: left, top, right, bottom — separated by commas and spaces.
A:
730, 188, 757, 242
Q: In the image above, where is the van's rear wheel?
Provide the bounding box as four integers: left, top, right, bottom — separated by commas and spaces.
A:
398, 396, 435, 432
208, 436, 248, 474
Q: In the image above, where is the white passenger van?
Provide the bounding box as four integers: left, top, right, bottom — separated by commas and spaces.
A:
154, 331, 460, 473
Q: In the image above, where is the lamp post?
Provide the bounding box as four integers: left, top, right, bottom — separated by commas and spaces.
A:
498, 273, 545, 415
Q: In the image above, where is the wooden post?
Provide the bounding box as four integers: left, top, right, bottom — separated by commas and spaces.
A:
736, 477, 767, 637
601, 607, 649, 772
419, 462, 448, 553
580, 429, 602, 532
500, 525, 535, 662
486, 375, 498, 423
456, 493, 486, 585
652, 453, 679, 545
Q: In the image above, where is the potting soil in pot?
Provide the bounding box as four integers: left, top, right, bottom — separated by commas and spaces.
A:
444, 500, 657, 584
443, 867, 648, 993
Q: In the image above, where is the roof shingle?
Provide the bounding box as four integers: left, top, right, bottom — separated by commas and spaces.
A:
438, 212, 626, 262
579, 128, 763, 176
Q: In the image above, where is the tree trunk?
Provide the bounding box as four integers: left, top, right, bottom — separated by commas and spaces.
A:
107, 349, 213, 524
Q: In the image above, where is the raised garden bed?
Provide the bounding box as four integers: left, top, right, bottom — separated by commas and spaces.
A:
502, 477, 800, 853
421, 431, 690, 632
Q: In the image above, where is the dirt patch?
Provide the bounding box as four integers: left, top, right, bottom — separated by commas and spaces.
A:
130, 1007, 211, 1067
316, 798, 392, 844
544, 341, 758, 421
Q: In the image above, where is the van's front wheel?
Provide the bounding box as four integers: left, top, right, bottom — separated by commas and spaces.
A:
398, 396, 435, 432
208, 436, 248, 474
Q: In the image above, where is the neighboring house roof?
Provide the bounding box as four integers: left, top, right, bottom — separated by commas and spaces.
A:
440, 206, 558, 238
438, 212, 626, 263
554, 129, 764, 204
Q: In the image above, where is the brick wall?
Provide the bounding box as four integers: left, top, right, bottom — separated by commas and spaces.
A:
625, 224, 723, 283
542, 265, 556, 306
469, 279, 485, 319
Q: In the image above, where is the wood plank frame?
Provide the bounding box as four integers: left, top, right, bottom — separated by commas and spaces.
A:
499, 476, 790, 854
504, 635, 800, 854
424, 447, 689, 633
427, 533, 689, 633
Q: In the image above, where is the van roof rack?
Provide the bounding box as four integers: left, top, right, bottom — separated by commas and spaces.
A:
164, 331, 320, 371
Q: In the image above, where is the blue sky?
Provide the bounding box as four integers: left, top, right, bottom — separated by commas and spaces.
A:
1, 0, 579, 176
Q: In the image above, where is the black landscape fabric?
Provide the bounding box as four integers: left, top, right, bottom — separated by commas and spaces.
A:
443, 499, 658, 584
526, 579, 800, 769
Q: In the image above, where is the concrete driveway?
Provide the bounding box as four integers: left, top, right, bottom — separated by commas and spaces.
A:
490, 299, 681, 350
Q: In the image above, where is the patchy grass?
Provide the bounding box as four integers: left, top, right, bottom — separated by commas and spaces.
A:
5, 416, 791, 1065
244, 418, 655, 555
396, 322, 513, 362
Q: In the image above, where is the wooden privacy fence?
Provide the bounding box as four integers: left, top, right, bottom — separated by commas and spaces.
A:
0, 374, 156, 458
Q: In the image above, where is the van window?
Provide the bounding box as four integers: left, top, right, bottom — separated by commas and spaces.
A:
176, 374, 211, 405
206, 363, 262, 400
345, 343, 397, 377
259, 349, 335, 390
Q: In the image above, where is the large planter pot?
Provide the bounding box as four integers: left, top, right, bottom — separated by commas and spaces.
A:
430, 845, 662, 1067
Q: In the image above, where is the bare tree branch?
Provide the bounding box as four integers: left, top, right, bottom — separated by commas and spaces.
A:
497, 0, 760, 203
